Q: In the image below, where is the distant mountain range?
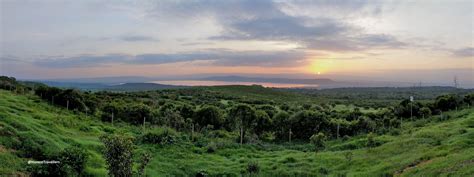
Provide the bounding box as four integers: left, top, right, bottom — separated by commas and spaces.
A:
199, 76, 336, 85
40, 81, 184, 91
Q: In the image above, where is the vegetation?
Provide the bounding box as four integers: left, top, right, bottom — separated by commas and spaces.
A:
0, 76, 473, 176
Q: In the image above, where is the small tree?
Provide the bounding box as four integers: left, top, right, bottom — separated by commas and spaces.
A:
419, 107, 431, 119
366, 132, 377, 148
246, 161, 260, 174
343, 151, 353, 162
137, 152, 152, 177
310, 132, 326, 151
100, 134, 135, 177
229, 104, 256, 144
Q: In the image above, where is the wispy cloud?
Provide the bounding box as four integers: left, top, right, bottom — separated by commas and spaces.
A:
451, 47, 473, 58
29, 50, 307, 68
119, 35, 158, 42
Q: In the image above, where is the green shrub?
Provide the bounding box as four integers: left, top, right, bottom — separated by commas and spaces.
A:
246, 161, 260, 174
100, 134, 135, 177
140, 127, 177, 145
344, 151, 353, 162
310, 132, 327, 151
58, 146, 89, 175
137, 152, 152, 177
26, 146, 87, 177
79, 125, 92, 132
319, 167, 329, 175
366, 133, 377, 148
206, 143, 217, 153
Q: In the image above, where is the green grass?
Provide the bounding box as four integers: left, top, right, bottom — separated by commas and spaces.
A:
0, 90, 473, 176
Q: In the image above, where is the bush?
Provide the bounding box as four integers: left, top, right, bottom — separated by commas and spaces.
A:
343, 151, 353, 162
318, 167, 329, 175
140, 128, 177, 145
366, 133, 377, 148
137, 152, 152, 177
246, 161, 260, 174
206, 143, 217, 153
100, 134, 135, 177
26, 146, 88, 177
310, 132, 327, 151
58, 146, 89, 175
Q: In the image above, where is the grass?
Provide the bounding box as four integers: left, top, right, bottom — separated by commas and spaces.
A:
0, 90, 473, 176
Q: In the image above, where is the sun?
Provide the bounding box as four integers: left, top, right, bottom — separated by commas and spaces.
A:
308, 59, 332, 75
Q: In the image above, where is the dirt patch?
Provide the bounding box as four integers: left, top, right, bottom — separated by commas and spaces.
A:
440, 159, 474, 173
0, 145, 8, 153
394, 159, 434, 176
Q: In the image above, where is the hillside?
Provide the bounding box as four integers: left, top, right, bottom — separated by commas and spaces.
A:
1, 90, 473, 176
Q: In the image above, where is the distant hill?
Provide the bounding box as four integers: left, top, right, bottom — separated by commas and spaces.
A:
44, 76, 154, 84
106, 83, 184, 91
38, 81, 184, 91
201, 75, 336, 85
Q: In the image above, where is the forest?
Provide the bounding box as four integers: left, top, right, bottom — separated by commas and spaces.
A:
1, 75, 473, 176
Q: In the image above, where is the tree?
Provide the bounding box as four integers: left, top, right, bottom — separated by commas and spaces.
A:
256, 105, 277, 119
310, 132, 326, 151
124, 104, 151, 125
254, 110, 273, 136
273, 111, 290, 140
101, 102, 123, 123
418, 107, 431, 119
100, 134, 135, 177
435, 94, 462, 111
194, 106, 223, 130
178, 104, 195, 119
56, 89, 87, 111
289, 111, 329, 140
464, 94, 474, 107
229, 104, 256, 144
394, 99, 422, 118
366, 132, 377, 148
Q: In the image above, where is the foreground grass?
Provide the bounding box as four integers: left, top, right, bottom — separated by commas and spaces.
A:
0, 90, 473, 176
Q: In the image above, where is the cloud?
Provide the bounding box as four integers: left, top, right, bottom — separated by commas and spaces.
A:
33, 55, 131, 68
120, 35, 158, 42
29, 50, 307, 68
451, 47, 473, 58
149, 0, 404, 52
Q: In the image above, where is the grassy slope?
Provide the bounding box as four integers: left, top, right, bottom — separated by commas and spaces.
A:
0, 90, 473, 176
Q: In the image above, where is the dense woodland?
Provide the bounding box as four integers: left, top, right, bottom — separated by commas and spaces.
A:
1, 75, 473, 176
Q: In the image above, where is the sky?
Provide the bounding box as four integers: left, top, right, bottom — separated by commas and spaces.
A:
1, 0, 473, 85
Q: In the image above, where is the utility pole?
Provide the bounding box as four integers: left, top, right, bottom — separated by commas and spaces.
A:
191, 124, 194, 141
410, 96, 414, 121
66, 100, 69, 110
240, 126, 243, 145
111, 112, 114, 125
289, 128, 292, 143
454, 76, 459, 88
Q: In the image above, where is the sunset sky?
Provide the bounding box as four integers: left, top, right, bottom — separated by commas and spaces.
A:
1, 0, 473, 85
